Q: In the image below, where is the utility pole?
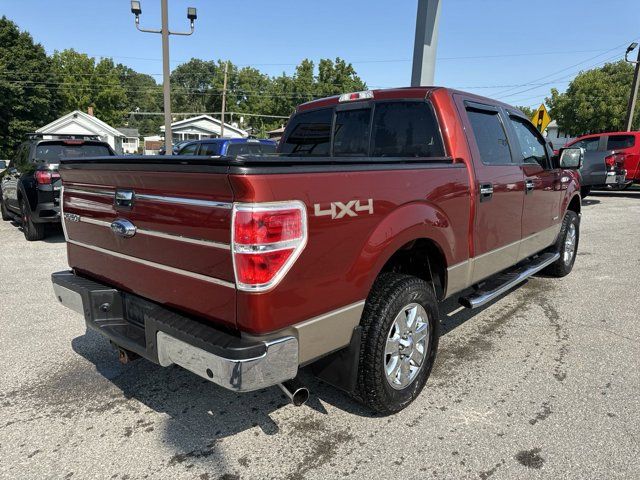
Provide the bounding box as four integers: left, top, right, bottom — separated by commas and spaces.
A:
220, 62, 229, 138
624, 42, 640, 132
411, 0, 442, 86
130, 1, 198, 154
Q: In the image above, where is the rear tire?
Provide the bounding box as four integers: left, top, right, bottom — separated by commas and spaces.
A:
580, 186, 591, 198
544, 210, 579, 278
20, 199, 45, 241
356, 273, 440, 414
0, 196, 10, 221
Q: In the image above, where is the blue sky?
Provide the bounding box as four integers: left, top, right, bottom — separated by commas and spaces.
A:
2, 0, 639, 109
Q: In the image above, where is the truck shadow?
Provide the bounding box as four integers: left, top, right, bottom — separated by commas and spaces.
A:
66, 281, 528, 472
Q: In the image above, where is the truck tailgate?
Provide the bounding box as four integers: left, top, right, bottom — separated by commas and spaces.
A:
59, 160, 236, 329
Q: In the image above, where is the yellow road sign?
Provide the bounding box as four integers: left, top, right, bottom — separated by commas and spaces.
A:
531, 104, 551, 133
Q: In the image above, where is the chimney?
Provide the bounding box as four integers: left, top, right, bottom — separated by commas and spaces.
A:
87, 106, 94, 116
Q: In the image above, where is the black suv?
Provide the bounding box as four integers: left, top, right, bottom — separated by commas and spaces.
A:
0, 135, 114, 240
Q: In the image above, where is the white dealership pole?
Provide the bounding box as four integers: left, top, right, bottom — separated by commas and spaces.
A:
411, 0, 442, 87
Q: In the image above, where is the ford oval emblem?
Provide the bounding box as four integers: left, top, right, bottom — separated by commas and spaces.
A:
110, 219, 137, 238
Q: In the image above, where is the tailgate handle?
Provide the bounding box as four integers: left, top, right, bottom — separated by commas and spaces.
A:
115, 190, 134, 208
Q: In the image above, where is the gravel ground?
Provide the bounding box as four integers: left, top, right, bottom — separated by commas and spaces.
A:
1, 190, 639, 480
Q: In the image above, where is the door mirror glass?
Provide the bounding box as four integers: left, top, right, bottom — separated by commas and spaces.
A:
0, 160, 6, 169
559, 147, 583, 169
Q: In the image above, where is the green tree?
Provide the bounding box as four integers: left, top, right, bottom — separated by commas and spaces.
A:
0, 17, 62, 158
52, 49, 128, 126
515, 105, 535, 119
546, 60, 638, 135
170, 58, 219, 113
117, 64, 163, 136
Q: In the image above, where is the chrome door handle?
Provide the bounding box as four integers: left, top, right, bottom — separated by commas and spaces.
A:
525, 179, 535, 194
479, 183, 494, 202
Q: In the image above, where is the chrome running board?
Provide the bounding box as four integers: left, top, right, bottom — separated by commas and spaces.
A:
459, 252, 560, 309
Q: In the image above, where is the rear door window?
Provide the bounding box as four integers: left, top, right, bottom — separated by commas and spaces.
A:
607, 134, 635, 150
333, 109, 371, 157
371, 102, 444, 157
466, 108, 513, 165
279, 108, 332, 156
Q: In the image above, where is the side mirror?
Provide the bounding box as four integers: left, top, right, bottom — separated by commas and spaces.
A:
559, 147, 583, 169
0, 160, 6, 169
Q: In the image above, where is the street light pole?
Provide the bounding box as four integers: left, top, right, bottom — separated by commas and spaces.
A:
624, 42, 640, 132
131, 1, 197, 155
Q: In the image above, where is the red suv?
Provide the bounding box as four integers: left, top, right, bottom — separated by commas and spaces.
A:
566, 131, 640, 187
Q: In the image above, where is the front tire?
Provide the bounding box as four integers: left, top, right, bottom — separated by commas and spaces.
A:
356, 273, 440, 414
20, 199, 45, 241
580, 186, 591, 198
544, 210, 580, 277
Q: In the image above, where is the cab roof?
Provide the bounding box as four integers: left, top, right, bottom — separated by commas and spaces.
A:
296, 86, 522, 114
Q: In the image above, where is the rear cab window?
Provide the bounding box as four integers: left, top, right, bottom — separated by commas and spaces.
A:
34, 142, 112, 162
280, 100, 445, 159
279, 108, 332, 156
371, 101, 444, 157
333, 108, 371, 156
226, 143, 264, 157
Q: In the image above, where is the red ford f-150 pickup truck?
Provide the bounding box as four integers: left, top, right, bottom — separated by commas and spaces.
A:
52, 87, 583, 413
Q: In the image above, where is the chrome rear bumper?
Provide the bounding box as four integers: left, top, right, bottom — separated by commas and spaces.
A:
52, 271, 299, 392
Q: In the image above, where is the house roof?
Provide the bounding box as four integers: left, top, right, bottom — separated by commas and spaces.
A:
117, 127, 140, 138
160, 115, 248, 137
37, 110, 125, 138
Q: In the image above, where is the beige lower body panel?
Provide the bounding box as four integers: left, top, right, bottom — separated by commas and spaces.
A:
245, 301, 366, 366
445, 224, 561, 298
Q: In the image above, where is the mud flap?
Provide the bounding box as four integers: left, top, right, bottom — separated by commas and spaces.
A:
311, 326, 361, 394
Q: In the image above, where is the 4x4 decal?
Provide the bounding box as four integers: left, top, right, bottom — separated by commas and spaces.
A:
314, 199, 374, 219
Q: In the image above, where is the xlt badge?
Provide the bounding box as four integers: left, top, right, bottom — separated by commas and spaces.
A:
314, 199, 373, 219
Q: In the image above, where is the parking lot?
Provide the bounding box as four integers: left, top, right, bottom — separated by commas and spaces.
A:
0, 190, 638, 480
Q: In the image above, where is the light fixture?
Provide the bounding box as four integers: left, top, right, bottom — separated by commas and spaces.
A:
187, 7, 197, 21
130, 1, 142, 16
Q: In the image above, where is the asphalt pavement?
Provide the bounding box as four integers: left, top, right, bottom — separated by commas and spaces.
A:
1, 190, 639, 479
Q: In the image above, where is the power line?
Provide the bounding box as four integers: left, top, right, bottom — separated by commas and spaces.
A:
491, 38, 639, 98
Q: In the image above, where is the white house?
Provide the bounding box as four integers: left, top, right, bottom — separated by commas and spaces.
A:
36, 110, 125, 154
117, 128, 140, 154
161, 115, 248, 141
544, 120, 578, 149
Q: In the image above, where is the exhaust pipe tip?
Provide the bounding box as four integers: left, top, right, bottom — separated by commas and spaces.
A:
279, 379, 309, 406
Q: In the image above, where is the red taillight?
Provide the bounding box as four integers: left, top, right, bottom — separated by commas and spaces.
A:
232, 202, 307, 291
234, 208, 303, 245
35, 170, 52, 184
605, 154, 615, 168
605, 153, 625, 170
35, 170, 60, 185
